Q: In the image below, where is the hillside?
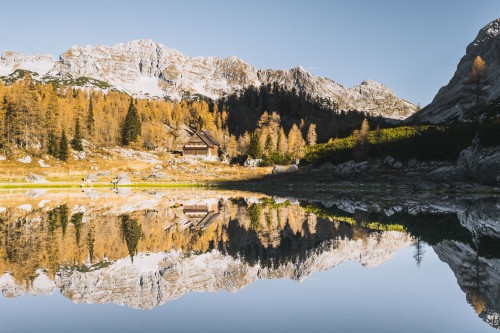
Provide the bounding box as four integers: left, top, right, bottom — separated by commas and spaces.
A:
410, 18, 500, 123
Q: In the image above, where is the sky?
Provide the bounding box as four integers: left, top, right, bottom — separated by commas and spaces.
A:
1, 0, 499, 106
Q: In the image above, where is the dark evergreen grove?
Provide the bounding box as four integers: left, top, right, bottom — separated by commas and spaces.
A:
121, 98, 142, 146
59, 128, 69, 161
218, 83, 380, 142
121, 215, 142, 262
48, 131, 58, 158
86, 98, 95, 136
247, 132, 263, 159
71, 117, 83, 151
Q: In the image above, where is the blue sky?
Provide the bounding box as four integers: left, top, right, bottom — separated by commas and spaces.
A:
1, 0, 499, 106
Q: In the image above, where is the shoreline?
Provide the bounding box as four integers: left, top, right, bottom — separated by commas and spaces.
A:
0, 182, 205, 189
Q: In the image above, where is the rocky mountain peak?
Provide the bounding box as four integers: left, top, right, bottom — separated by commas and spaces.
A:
360, 79, 384, 87
411, 18, 500, 123
0, 40, 418, 120
471, 18, 500, 48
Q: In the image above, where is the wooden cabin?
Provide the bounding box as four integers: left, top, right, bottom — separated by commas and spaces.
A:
182, 130, 220, 158
183, 200, 220, 230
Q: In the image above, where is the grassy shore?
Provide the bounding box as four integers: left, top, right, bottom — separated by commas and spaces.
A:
0, 182, 205, 189
0, 148, 272, 188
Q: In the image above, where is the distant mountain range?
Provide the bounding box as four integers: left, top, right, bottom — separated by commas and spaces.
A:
0, 40, 417, 120
1, 18, 499, 126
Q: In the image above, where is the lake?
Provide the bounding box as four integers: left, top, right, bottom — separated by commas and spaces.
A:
0, 188, 498, 332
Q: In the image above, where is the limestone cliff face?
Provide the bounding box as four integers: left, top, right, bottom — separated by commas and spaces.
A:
0, 40, 416, 119
412, 18, 500, 123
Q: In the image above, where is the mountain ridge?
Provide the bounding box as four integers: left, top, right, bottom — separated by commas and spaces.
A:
0, 39, 417, 120
412, 18, 500, 123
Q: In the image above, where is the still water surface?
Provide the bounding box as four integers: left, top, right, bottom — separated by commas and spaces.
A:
0, 189, 497, 332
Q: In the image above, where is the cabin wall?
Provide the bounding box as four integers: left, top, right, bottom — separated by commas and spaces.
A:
210, 146, 218, 157
183, 148, 208, 156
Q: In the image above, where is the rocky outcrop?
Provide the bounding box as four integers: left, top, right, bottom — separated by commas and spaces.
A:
0, 273, 24, 298
111, 172, 131, 186
422, 140, 500, 185
314, 160, 370, 178
383, 156, 403, 169
457, 144, 500, 185
244, 158, 261, 167
456, 198, 500, 240
25, 172, 48, 184
427, 165, 467, 184
272, 164, 299, 175
0, 52, 55, 77
411, 18, 500, 123
1, 40, 417, 120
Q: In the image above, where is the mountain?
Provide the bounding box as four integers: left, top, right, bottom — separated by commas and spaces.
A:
1, 231, 412, 309
0, 39, 417, 120
412, 18, 500, 123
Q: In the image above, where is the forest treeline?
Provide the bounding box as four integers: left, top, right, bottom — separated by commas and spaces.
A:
219, 82, 380, 141
303, 120, 500, 165
0, 74, 344, 163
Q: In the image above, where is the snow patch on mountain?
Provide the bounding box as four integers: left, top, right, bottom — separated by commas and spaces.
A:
0, 51, 55, 76
1, 39, 417, 120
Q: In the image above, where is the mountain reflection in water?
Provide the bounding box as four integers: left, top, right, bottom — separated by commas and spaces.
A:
0, 189, 498, 330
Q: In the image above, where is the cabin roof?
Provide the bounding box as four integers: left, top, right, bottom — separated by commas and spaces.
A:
185, 130, 219, 148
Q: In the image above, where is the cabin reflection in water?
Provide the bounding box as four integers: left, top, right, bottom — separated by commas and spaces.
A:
182, 199, 220, 230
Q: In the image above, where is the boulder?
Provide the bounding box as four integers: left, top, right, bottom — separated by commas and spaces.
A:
244, 158, 261, 167
337, 160, 357, 178
18, 156, 32, 164
383, 156, 396, 166
315, 160, 369, 178
457, 145, 500, 185
427, 166, 467, 184
286, 164, 299, 173
319, 162, 336, 172
356, 161, 370, 172
83, 173, 99, 183
272, 164, 299, 175
272, 165, 287, 175
25, 173, 48, 184
384, 156, 403, 169
38, 159, 50, 168
111, 173, 131, 186
143, 172, 168, 180
393, 161, 403, 169
407, 159, 419, 168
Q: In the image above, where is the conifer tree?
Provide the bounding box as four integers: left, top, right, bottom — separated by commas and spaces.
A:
86, 98, 95, 136
353, 118, 370, 161
248, 132, 263, 159
47, 131, 58, 158
466, 55, 488, 115
306, 123, 317, 146
121, 215, 142, 263
59, 128, 69, 161
3, 96, 15, 146
121, 98, 142, 146
264, 132, 274, 155
288, 124, 306, 160
277, 127, 288, 156
71, 118, 83, 151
